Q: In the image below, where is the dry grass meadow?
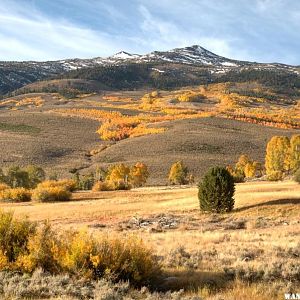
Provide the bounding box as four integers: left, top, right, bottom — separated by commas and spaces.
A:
1, 180, 299, 299
0, 88, 299, 298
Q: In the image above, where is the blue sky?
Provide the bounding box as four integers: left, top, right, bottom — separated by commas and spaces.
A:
1, 0, 300, 64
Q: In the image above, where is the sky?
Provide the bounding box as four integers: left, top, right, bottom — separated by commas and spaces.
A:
1, 0, 300, 64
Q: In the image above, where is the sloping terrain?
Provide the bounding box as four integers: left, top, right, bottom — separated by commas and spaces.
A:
91, 117, 299, 184
0, 86, 299, 183
0, 101, 100, 175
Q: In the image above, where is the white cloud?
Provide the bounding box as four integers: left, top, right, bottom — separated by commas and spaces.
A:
0, 1, 127, 60
0, 0, 299, 64
137, 4, 251, 61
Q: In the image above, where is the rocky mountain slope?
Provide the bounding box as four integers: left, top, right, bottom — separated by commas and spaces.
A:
1, 45, 300, 96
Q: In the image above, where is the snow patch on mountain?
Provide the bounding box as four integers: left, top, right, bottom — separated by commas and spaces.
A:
110, 51, 141, 60
221, 62, 238, 67
151, 68, 165, 73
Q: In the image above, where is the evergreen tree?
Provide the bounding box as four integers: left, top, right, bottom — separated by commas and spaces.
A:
198, 167, 235, 213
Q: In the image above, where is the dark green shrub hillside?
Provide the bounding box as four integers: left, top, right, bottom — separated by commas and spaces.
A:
198, 167, 235, 213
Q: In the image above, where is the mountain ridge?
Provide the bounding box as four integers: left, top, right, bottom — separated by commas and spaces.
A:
2, 45, 299, 67
1, 44, 300, 96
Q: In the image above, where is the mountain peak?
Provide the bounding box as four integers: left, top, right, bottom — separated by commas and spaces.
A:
110, 51, 140, 60
146, 44, 237, 66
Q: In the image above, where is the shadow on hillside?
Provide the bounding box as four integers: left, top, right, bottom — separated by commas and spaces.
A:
158, 270, 231, 292
235, 198, 300, 212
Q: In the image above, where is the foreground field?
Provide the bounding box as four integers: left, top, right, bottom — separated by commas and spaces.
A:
2, 180, 299, 226
1, 181, 299, 299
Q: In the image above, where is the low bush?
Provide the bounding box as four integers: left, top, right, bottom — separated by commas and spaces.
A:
177, 92, 205, 102
0, 188, 31, 202
113, 180, 132, 190
0, 211, 161, 287
226, 165, 245, 183
92, 181, 114, 192
0, 211, 36, 263
90, 235, 161, 285
31, 186, 71, 202
17, 223, 62, 273
37, 179, 77, 192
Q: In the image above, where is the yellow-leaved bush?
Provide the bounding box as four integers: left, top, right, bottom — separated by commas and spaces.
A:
31, 179, 76, 202
93, 162, 150, 191
177, 91, 205, 102
0, 188, 31, 202
0, 211, 161, 286
92, 181, 114, 192
36, 179, 77, 192
0, 183, 9, 191
31, 186, 71, 202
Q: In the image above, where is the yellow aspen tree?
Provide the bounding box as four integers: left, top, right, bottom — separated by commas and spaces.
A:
168, 161, 188, 185
106, 164, 130, 189
244, 161, 263, 178
265, 136, 290, 180
129, 162, 149, 187
235, 154, 251, 174
244, 162, 256, 178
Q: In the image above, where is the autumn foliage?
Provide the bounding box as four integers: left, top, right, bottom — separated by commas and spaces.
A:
265, 134, 300, 180
93, 162, 149, 191
0, 188, 31, 203
177, 91, 205, 102
0, 211, 161, 286
168, 161, 189, 185
129, 162, 149, 187
227, 155, 263, 182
